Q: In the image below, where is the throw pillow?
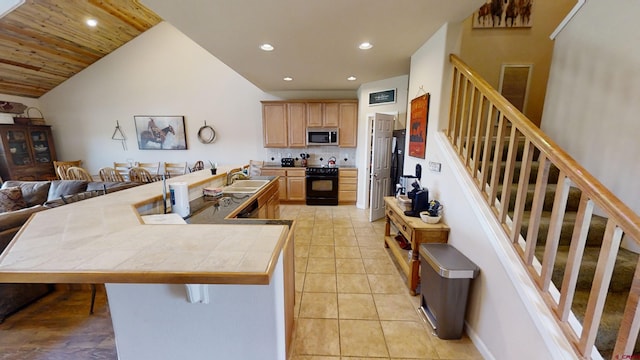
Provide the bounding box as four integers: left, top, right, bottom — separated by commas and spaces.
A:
0, 187, 28, 212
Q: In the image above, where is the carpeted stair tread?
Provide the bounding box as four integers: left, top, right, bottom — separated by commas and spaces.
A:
535, 246, 638, 293
500, 183, 583, 213
521, 211, 608, 247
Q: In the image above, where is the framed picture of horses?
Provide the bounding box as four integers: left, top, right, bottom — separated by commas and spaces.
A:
473, 0, 533, 28
408, 93, 429, 159
134, 115, 187, 150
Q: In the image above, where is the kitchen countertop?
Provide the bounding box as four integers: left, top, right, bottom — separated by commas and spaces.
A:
0, 167, 292, 285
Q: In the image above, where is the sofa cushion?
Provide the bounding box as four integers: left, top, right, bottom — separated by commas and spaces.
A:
47, 180, 88, 201
0, 187, 27, 213
87, 181, 140, 193
1, 181, 51, 207
0, 205, 46, 233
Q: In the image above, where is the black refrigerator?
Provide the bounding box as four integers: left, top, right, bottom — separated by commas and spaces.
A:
390, 129, 406, 196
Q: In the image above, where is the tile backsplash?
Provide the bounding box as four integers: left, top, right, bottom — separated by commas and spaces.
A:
265, 147, 356, 167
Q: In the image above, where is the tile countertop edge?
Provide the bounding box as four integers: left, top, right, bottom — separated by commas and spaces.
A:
0, 167, 293, 285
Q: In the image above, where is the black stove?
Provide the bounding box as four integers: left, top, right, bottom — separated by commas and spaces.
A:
305, 167, 339, 205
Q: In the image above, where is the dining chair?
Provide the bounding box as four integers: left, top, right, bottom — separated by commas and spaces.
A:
190, 160, 204, 172
66, 166, 93, 181
53, 160, 82, 180
98, 167, 125, 182
113, 162, 130, 180
129, 167, 156, 183
163, 162, 187, 178
138, 162, 160, 175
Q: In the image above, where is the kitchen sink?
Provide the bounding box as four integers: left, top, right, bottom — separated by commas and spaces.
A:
222, 179, 270, 194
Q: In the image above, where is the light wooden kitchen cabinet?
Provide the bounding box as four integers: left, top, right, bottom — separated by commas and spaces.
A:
262, 100, 356, 148
338, 168, 357, 203
287, 103, 307, 147
260, 169, 287, 201
262, 102, 306, 148
262, 103, 288, 148
307, 102, 339, 128
261, 167, 306, 202
286, 168, 306, 201
258, 179, 280, 219
338, 102, 358, 148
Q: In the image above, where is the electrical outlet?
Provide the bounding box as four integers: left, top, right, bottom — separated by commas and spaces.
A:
428, 161, 442, 172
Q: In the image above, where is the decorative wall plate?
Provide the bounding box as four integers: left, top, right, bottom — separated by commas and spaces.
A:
198, 121, 216, 144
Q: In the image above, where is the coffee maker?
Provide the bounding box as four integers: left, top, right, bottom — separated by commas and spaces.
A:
396, 164, 423, 196
403, 180, 429, 217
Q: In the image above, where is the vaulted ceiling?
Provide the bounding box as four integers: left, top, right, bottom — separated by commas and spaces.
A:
0, 0, 484, 99
0, 0, 161, 98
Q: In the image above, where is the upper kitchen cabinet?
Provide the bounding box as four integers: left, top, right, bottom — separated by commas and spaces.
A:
287, 103, 306, 148
262, 102, 306, 148
307, 102, 339, 128
263, 103, 288, 148
338, 102, 358, 148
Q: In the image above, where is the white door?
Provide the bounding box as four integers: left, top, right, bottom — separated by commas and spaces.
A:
369, 113, 395, 221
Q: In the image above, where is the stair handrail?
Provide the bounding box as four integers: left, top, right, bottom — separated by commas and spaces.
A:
448, 53, 640, 358
449, 54, 640, 242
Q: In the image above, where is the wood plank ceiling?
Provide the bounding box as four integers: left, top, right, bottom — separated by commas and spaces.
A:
0, 0, 162, 98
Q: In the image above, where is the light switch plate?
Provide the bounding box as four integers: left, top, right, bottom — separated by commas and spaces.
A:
428, 161, 442, 172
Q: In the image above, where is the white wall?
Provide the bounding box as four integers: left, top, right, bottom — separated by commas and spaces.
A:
407, 22, 573, 359
355, 75, 409, 208
541, 0, 640, 216
38, 22, 278, 174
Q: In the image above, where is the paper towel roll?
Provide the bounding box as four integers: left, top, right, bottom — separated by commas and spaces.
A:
169, 182, 190, 218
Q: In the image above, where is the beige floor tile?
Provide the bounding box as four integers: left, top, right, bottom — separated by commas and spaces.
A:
307, 258, 336, 273
338, 293, 378, 320
296, 219, 316, 228
299, 292, 338, 319
294, 319, 340, 356
294, 291, 302, 318
381, 321, 438, 359
359, 248, 390, 259
355, 237, 381, 248
334, 235, 359, 247
333, 218, 353, 228
309, 245, 335, 258
337, 274, 371, 294
373, 294, 420, 321
313, 225, 334, 238
295, 272, 306, 292
335, 246, 361, 259
362, 257, 397, 275
288, 356, 339, 360
312, 235, 336, 246
295, 257, 308, 273
295, 244, 310, 258
304, 273, 337, 293
339, 320, 389, 357
334, 227, 356, 237
368, 274, 407, 294
336, 258, 366, 274
432, 335, 484, 359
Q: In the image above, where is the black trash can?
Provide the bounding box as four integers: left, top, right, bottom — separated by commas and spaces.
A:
419, 243, 479, 339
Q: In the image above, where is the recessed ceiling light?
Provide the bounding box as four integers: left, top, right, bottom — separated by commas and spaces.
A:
86, 18, 98, 27
359, 42, 373, 50
260, 43, 274, 51
347, 76, 357, 81
283, 77, 293, 81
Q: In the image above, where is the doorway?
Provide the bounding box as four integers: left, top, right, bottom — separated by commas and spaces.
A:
368, 113, 395, 222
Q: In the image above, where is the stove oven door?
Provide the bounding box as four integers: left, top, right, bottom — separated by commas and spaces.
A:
305, 175, 339, 205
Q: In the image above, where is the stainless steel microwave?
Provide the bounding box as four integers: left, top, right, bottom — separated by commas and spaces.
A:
307, 129, 338, 145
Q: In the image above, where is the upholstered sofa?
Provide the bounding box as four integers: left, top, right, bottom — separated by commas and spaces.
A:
0, 179, 139, 322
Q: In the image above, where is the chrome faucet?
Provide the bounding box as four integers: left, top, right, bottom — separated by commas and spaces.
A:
227, 171, 249, 185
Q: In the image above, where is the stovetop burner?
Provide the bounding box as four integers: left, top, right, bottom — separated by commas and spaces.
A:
305, 167, 338, 176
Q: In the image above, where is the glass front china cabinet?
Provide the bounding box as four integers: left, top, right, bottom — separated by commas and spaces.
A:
0, 124, 57, 181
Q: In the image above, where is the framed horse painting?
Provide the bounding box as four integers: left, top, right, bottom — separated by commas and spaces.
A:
134, 115, 187, 150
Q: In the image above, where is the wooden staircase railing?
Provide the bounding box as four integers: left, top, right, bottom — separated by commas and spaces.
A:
447, 54, 640, 358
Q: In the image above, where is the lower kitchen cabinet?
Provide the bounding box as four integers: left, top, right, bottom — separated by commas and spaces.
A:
338, 168, 357, 203
261, 168, 306, 203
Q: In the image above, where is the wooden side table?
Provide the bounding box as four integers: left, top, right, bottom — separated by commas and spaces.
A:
383, 196, 449, 295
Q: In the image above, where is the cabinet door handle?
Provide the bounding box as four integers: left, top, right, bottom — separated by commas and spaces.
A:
402, 225, 407, 231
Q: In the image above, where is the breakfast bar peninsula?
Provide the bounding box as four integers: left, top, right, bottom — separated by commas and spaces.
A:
0, 167, 294, 360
